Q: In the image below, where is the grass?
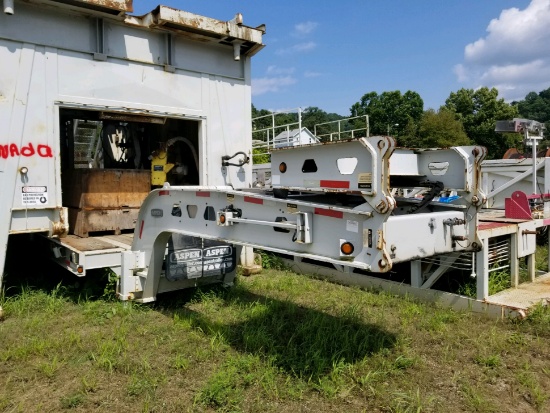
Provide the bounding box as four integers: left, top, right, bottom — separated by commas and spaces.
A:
1, 267, 550, 412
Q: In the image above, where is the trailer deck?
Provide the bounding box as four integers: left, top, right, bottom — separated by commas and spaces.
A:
48, 233, 133, 276
46, 204, 550, 318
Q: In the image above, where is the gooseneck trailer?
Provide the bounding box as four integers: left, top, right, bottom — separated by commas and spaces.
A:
2, 1, 550, 318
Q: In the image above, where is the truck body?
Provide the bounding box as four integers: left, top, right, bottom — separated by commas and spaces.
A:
1, 0, 264, 290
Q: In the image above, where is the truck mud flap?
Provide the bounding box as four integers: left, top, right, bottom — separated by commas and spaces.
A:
165, 234, 236, 281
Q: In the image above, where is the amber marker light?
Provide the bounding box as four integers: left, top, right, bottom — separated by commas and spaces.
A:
77, 266, 84, 274
340, 242, 354, 255
279, 162, 287, 173
219, 214, 226, 224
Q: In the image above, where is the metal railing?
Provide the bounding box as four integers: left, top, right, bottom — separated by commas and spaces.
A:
314, 115, 369, 142
252, 108, 302, 164
251, 111, 370, 165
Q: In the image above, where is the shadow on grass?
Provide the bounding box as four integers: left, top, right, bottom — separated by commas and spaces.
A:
2, 234, 114, 302
4, 234, 397, 379
157, 286, 397, 380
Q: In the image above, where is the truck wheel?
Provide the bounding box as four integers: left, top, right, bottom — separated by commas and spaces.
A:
273, 188, 288, 199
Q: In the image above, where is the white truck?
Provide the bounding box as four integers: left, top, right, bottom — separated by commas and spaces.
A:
0, 0, 264, 297
2, 0, 550, 317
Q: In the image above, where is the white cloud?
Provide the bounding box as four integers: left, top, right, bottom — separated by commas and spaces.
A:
252, 76, 296, 96
275, 41, 317, 56
266, 65, 295, 75
456, 0, 550, 100
481, 60, 550, 84
453, 64, 469, 82
304, 71, 322, 78
294, 21, 318, 36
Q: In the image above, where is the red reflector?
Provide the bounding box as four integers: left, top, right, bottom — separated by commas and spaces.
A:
196, 191, 210, 197
159, 190, 170, 196
139, 220, 145, 239
320, 180, 350, 189
315, 208, 343, 219
244, 196, 263, 205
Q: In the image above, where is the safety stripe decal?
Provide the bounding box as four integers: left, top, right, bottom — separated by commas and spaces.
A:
196, 191, 210, 197
314, 208, 343, 219
320, 180, 350, 189
244, 196, 263, 205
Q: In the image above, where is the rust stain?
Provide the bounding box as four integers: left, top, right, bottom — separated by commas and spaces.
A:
80, 0, 133, 12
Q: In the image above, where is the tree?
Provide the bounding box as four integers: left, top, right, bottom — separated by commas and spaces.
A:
251, 104, 298, 130
409, 108, 470, 148
251, 104, 273, 130
444, 87, 519, 158
301, 106, 344, 140
301, 107, 342, 129
349, 90, 424, 137
397, 108, 470, 148
515, 87, 550, 134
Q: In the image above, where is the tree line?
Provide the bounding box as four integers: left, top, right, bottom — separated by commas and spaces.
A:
253, 86, 550, 159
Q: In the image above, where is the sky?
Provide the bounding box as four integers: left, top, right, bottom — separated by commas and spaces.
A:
132, 0, 550, 116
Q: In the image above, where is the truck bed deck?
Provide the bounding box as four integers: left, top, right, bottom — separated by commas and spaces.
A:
59, 234, 134, 251
48, 233, 134, 276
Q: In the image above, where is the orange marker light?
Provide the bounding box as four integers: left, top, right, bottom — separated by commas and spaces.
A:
340, 242, 354, 255
279, 162, 287, 173
219, 214, 226, 224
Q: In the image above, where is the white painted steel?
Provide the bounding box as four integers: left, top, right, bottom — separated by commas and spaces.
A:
0, 1, 264, 282
384, 212, 469, 262
390, 149, 420, 176
482, 158, 549, 208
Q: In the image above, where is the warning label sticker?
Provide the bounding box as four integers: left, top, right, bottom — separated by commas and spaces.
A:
357, 173, 372, 190
22, 186, 48, 205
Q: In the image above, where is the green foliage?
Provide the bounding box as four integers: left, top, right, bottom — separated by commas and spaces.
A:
517, 367, 549, 411
445, 87, 519, 158
1, 284, 67, 317
252, 147, 270, 164
301, 106, 344, 139
194, 355, 262, 410
252, 104, 297, 131
255, 250, 287, 270
390, 388, 438, 413
474, 354, 501, 368
60, 392, 84, 409
350, 90, 424, 137
102, 269, 119, 301
400, 108, 471, 148
515, 88, 550, 133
